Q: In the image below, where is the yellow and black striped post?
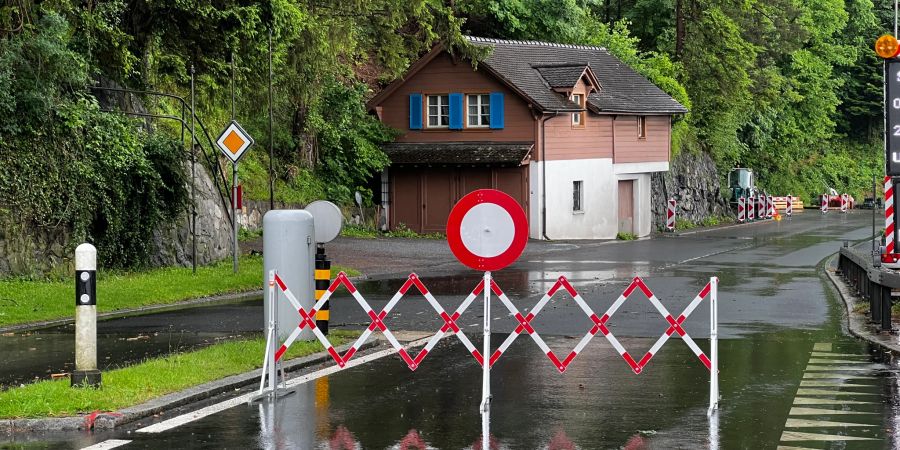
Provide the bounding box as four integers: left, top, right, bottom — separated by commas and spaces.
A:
314, 244, 331, 334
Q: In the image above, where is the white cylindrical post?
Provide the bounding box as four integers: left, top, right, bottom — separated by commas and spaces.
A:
708, 276, 719, 416
481, 271, 492, 450
73, 243, 101, 387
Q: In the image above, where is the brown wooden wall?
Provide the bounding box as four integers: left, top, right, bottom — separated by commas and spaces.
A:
390, 166, 529, 234
375, 53, 536, 143
544, 113, 613, 160
612, 115, 671, 164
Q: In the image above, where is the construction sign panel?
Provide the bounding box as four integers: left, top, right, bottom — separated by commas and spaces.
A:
887, 59, 900, 176
216, 120, 254, 163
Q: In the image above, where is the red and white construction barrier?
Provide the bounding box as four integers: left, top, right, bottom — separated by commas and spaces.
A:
666, 198, 676, 231
747, 195, 755, 221
786, 195, 793, 217
259, 269, 722, 417
757, 194, 765, 220
820, 194, 828, 213
887, 177, 895, 256
737, 197, 745, 223
840, 194, 848, 213
767, 195, 774, 218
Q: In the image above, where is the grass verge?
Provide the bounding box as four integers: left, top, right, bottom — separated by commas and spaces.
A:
0, 255, 360, 328
0, 331, 359, 418
341, 224, 443, 239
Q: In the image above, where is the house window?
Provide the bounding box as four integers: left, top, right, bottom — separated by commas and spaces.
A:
573, 180, 583, 212
467, 94, 491, 127
571, 94, 584, 126
637, 116, 646, 138
427, 94, 450, 128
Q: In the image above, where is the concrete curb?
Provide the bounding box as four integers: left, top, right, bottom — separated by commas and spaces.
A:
1, 339, 382, 433
823, 253, 900, 354
0, 275, 369, 334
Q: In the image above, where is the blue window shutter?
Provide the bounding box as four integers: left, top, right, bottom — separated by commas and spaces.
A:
409, 93, 422, 130
490, 92, 505, 129
449, 93, 464, 130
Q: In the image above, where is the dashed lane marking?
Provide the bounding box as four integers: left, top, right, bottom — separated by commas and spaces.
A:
792, 397, 875, 405
810, 352, 868, 358
812, 343, 832, 351
780, 431, 876, 442
80, 440, 132, 450
804, 365, 874, 372
803, 373, 875, 379
807, 358, 872, 364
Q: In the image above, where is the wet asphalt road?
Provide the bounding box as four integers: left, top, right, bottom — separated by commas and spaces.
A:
5, 211, 900, 449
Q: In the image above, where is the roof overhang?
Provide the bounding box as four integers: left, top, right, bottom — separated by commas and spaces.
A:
382, 142, 534, 166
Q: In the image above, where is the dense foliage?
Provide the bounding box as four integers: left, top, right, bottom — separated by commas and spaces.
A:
0, 12, 187, 269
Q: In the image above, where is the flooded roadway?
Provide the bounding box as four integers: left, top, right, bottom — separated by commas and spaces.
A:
5, 211, 900, 449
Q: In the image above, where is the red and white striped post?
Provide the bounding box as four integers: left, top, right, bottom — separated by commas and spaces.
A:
887, 177, 895, 256
786, 195, 793, 217
757, 194, 765, 220
840, 194, 848, 213
737, 197, 745, 223
820, 194, 828, 213
666, 198, 676, 231
767, 195, 774, 219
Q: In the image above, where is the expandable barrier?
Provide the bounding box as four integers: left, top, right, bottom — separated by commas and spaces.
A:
258, 270, 720, 416
666, 198, 676, 231
737, 197, 745, 223
887, 177, 895, 255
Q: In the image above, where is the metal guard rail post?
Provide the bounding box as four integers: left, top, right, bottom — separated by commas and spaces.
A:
837, 247, 894, 331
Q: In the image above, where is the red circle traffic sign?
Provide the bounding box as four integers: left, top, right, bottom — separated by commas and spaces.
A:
447, 189, 527, 271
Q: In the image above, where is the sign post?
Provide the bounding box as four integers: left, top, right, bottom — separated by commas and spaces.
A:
446, 189, 527, 450
216, 120, 254, 273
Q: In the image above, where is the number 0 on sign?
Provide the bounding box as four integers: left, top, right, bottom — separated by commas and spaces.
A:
447, 189, 528, 271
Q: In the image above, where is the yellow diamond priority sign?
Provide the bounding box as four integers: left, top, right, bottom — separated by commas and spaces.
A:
216, 120, 254, 163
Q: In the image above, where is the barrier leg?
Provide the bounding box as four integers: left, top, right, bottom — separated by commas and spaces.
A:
481, 271, 492, 450
873, 281, 882, 325
708, 277, 719, 416
254, 270, 279, 401
881, 286, 893, 332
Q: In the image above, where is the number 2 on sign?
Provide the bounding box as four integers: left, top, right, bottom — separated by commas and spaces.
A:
894, 125, 900, 136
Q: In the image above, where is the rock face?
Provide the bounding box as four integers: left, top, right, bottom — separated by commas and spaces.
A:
651, 151, 730, 230
150, 162, 231, 267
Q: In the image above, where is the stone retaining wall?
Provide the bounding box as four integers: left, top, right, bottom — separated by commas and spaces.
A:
651, 151, 729, 231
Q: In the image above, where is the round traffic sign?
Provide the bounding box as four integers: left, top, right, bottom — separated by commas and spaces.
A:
305, 200, 343, 243
446, 189, 527, 271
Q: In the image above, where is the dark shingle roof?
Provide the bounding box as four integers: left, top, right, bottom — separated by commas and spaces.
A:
535, 65, 589, 89
467, 36, 687, 115
383, 142, 533, 165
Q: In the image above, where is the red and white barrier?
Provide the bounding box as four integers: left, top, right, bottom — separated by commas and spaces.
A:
737, 197, 745, 223
767, 195, 774, 218
840, 194, 848, 213
786, 195, 793, 217
666, 198, 676, 231
757, 194, 765, 220
887, 177, 895, 255
747, 195, 755, 221
820, 194, 828, 213
259, 270, 721, 416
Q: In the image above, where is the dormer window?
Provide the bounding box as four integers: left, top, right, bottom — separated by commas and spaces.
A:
427, 94, 450, 128
571, 94, 584, 127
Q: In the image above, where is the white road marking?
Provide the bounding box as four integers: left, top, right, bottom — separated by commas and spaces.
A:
799, 381, 874, 388
812, 343, 832, 351
792, 397, 874, 405
80, 440, 132, 450
806, 358, 871, 364
795, 388, 878, 396
803, 373, 874, 379
810, 352, 867, 358
780, 431, 876, 441
788, 407, 877, 415
524, 260, 651, 264
785, 418, 876, 428
138, 338, 430, 434
804, 365, 873, 372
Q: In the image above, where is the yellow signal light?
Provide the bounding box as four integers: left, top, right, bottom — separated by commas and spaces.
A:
876, 34, 900, 59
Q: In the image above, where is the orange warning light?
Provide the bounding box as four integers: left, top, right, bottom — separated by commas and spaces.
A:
876, 34, 900, 59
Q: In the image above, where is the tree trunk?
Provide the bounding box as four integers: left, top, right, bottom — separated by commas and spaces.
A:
675, 0, 685, 59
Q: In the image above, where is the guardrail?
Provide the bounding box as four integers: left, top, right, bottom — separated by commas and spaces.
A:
837, 247, 898, 331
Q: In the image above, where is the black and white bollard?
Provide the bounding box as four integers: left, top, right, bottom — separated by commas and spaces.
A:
72, 243, 101, 387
